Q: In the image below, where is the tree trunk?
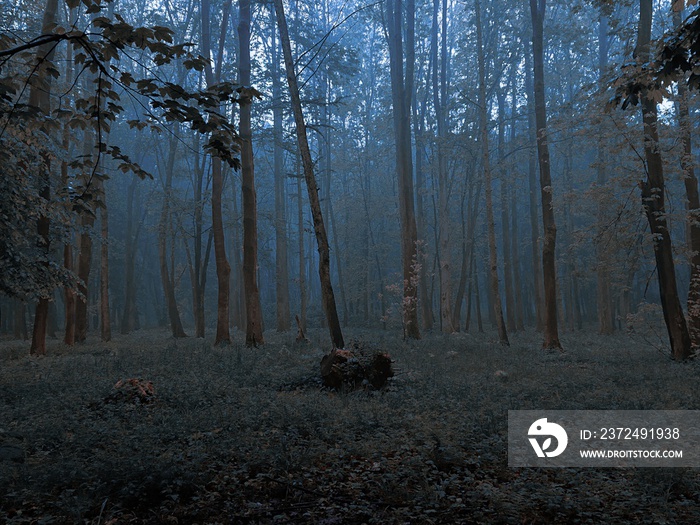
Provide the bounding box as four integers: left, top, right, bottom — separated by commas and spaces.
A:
385, 0, 421, 339
530, 0, 561, 349
100, 188, 111, 342
297, 168, 307, 332
636, 0, 691, 360
238, 0, 264, 346
62, 19, 76, 345
476, 0, 508, 345
453, 176, 481, 330
274, 0, 344, 349
121, 178, 138, 334
509, 71, 525, 331
413, 55, 433, 332
497, 90, 516, 333
271, 4, 291, 332
159, 135, 187, 338
524, 49, 545, 332
595, 13, 615, 335
432, 0, 453, 333
29, 0, 59, 355
75, 211, 95, 343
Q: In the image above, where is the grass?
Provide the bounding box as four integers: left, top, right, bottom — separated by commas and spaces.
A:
1, 326, 699, 524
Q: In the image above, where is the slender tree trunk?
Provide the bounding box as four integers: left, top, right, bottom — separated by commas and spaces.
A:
62, 17, 76, 345
476, 0, 508, 345
524, 50, 545, 332
274, 0, 344, 348
271, 5, 291, 332
595, 13, 614, 335
413, 63, 433, 331
159, 136, 187, 338
121, 178, 138, 334
75, 211, 95, 343
230, 171, 245, 331
475, 258, 484, 333
453, 176, 481, 330
238, 0, 264, 346
202, 0, 231, 345
497, 90, 516, 333
386, 0, 421, 339
100, 183, 111, 342
297, 170, 307, 332
29, 0, 59, 355
509, 72, 525, 331
530, 0, 561, 349
431, 0, 453, 333
636, 0, 691, 360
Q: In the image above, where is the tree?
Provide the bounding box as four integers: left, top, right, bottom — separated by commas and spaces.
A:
622, 0, 692, 359
385, 0, 420, 340
238, 0, 264, 346
270, 4, 291, 333
1, 0, 243, 350
202, 0, 232, 346
596, 9, 614, 335
28, 0, 59, 355
476, 0, 508, 345
274, 0, 345, 349
530, 0, 561, 349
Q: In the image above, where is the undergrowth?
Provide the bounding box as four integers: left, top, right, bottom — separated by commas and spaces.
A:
1, 327, 699, 524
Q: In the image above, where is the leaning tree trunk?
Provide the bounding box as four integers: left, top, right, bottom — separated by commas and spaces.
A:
239, 0, 264, 346
476, 0, 508, 345
530, 0, 561, 349
274, 0, 344, 349
636, 0, 691, 360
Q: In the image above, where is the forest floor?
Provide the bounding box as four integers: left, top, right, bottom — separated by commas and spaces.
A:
1, 323, 700, 524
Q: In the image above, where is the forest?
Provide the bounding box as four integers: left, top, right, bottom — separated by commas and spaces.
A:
3, 0, 700, 522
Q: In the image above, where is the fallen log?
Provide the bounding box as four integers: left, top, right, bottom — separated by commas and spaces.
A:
320, 343, 393, 390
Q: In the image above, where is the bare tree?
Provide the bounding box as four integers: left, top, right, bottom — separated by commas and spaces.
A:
273, 0, 345, 349
530, 0, 561, 349
270, 5, 291, 332
238, 0, 264, 346
476, 0, 508, 345
386, 0, 421, 339
202, 0, 231, 345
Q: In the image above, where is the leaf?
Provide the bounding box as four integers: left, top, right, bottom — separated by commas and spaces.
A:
542, 438, 552, 451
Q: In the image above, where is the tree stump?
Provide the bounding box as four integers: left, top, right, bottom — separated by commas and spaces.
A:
320, 342, 393, 390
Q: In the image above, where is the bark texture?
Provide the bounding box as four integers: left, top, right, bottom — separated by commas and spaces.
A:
530, 0, 561, 349
274, 0, 345, 349
636, 0, 691, 360
239, 0, 264, 346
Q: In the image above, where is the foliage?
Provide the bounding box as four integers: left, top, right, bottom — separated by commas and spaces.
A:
0, 0, 247, 300
0, 128, 76, 300
613, 5, 700, 109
